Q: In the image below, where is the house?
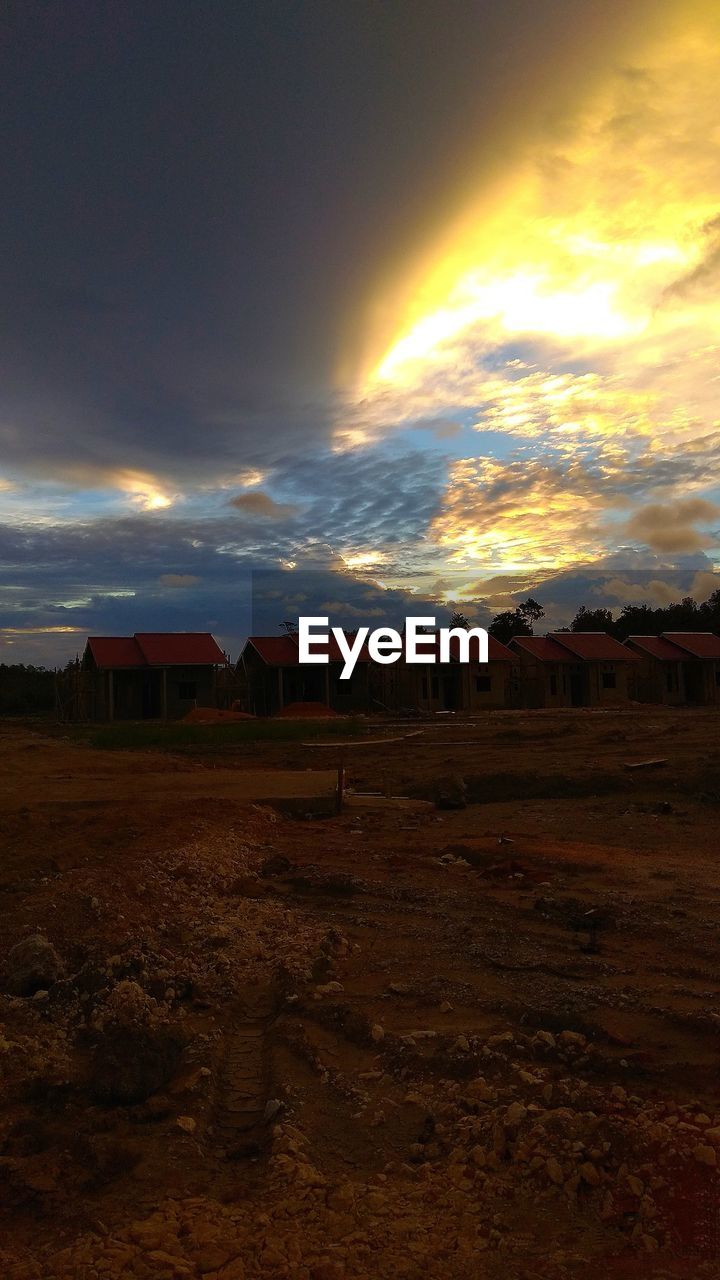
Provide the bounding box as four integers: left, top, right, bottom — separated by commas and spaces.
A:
661, 633, 720, 705
238, 633, 377, 716
238, 630, 515, 715
509, 635, 577, 708
624, 635, 689, 705
82, 632, 227, 720
543, 632, 638, 706
394, 633, 514, 712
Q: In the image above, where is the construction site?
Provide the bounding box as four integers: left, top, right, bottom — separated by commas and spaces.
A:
1, 704, 720, 1278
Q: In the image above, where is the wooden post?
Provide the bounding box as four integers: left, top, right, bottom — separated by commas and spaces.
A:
108, 669, 114, 722
278, 667, 284, 713
161, 668, 168, 720
324, 665, 331, 710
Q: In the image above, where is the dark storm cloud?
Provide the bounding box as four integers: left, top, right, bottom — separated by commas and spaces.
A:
1, 0, 660, 484
0, 512, 453, 665
0, 444, 444, 646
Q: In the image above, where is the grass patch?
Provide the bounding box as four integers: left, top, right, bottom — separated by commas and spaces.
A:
72, 718, 366, 751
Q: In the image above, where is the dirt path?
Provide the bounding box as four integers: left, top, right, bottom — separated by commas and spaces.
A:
1, 713, 719, 1278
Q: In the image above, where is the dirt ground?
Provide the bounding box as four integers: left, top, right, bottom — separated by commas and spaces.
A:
1, 707, 720, 1279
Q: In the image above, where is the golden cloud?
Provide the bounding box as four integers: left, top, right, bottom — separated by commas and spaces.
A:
429, 457, 608, 570
338, 5, 720, 572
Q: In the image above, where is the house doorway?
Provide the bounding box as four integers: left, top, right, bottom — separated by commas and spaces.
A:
570, 669, 585, 707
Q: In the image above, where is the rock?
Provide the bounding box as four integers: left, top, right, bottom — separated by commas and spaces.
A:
5, 934, 63, 996
434, 775, 467, 810
370, 1023, 385, 1043
466, 1077, 496, 1103
505, 1102, 527, 1126
487, 1032, 514, 1049
314, 981, 344, 997
558, 1031, 586, 1049
546, 1157, 564, 1185
439, 1000, 453, 1014
579, 1161, 600, 1186
327, 1180, 355, 1210
694, 1144, 717, 1166
453, 1035, 470, 1053
533, 1030, 557, 1050
176, 1115, 196, 1134
219, 1260, 246, 1280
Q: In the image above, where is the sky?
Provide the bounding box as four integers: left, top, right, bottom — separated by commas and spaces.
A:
1, 0, 719, 664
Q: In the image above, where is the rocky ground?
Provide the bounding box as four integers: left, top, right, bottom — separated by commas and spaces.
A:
1, 708, 720, 1278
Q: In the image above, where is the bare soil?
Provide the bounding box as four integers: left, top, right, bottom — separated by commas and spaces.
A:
1, 707, 720, 1278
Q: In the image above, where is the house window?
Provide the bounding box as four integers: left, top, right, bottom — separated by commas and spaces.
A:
666, 668, 678, 693
549, 672, 557, 696
178, 681, 197, 700
421, 676, 428, 698
476, 675, 491, 693
431, 676, 439, 698
601, 670, 616, 689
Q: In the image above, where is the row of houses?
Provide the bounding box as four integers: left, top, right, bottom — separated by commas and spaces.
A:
65, 627, 720, 720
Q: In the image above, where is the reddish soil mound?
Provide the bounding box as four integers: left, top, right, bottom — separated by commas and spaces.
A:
276, 700, 339, 718
182, 707, 255, 723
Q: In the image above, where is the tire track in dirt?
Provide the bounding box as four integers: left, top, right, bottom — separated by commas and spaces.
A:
213, 985, 279, 1157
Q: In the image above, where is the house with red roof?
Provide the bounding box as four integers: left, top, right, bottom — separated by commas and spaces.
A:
661, 633, 720, 705
82, 632, 227, 720
546, 632, 639, 707
509, 635, 577, 708
510, 633, 638, 707
238, 630, 515, 715
238, 632, 377, 716
394, 632, 514, 712
623, 635, 690, 705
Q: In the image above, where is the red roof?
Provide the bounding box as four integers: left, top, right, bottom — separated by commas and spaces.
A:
626, 635, 689, 661
134, 633, 226, 665
87, 633, 226, 669
663, 632, 720, 659
511, 635, 576, 663
245, 633, 372, 666
243, 631, 512, 667
549, 632, 639, 662
87, 636, 145, 668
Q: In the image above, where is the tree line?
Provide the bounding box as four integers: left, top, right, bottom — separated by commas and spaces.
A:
466, 588, 720, 646
0, 663, 55, 715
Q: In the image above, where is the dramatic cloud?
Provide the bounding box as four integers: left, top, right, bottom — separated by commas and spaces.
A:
1, 3, 718, 661
341, 7, 720, 573
625, 499, 720, 553
428, 457, 608, 570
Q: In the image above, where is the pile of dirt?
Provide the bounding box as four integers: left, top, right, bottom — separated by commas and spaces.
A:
276, 701, 339, 718
182, 707, 255, 722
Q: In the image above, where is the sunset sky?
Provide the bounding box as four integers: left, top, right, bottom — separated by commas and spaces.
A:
2, 0, 719, 663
